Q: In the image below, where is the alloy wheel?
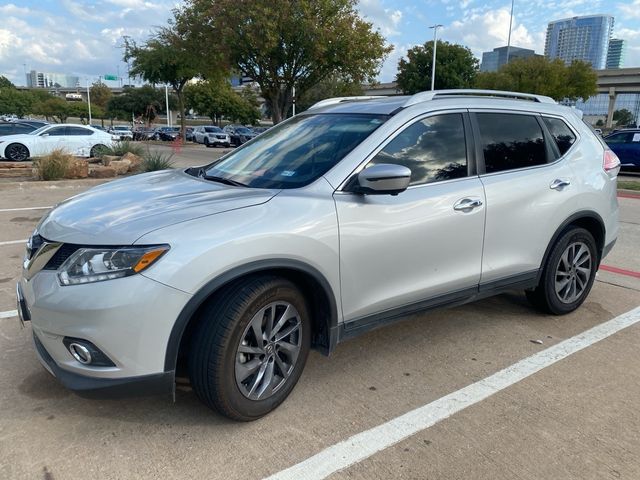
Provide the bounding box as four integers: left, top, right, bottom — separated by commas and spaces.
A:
6, 144, 28, 161
235, 301, 302, 401
554, 241, 592, 304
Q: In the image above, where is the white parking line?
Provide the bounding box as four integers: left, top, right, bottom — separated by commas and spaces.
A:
0, 206, 52, 213
266, 305, 640, 480
0, 310, 17, 319
0, 239, 26, 246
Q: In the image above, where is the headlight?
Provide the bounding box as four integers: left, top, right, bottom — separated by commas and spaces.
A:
58, 245, 169, 286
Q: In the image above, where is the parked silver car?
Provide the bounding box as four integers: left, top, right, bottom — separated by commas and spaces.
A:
18, 90, 620, 420
192, 125, 231, 147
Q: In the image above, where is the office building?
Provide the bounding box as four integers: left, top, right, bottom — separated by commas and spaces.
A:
544, 15, 614, 69
480, 46, 540, 72
26, 70, 80, 89
606, 39, 626, 69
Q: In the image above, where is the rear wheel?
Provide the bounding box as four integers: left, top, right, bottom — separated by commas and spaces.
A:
188, 276, 311, 421
5, 143, 29, 162
90, 144, 107, 158
526, 227, 597, 315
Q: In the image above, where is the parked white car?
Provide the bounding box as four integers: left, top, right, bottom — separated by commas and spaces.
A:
192, 126, 231, 147
109, 126, 134, 140
0, 124, 116, 161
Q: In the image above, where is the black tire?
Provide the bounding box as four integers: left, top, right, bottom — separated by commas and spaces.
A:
5, 143, 30, 162
90, 144, 107, 158
224, 143, 230, 148
526, 227, 598, 315
188, 276, 311, 421
204, 138, 210, 147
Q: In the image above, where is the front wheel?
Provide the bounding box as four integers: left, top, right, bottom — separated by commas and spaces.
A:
526, 227, 597, 315
189, 276, 311, 421
5, 143, 30, 162
204, 138, 210, 147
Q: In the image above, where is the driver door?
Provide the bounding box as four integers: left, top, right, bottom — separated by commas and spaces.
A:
34, 126, 67, 156
334, 111, 486, 326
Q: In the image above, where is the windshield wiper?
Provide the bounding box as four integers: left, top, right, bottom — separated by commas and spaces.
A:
200, 173, 247, 187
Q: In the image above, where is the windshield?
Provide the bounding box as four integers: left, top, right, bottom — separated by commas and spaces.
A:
204, 127, 222, 133
204, 113, 387, 189
114, 126, 129, 130
29, 125, 51, 135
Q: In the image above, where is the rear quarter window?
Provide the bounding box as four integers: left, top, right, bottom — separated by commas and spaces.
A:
542, 117, 576, 156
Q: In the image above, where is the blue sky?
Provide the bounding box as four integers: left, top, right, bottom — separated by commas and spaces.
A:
0, 0, 638, 87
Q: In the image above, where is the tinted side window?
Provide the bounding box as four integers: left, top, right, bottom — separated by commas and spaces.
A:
13, 125, 33, 134
0, 125, 15, 135
476, 113, 547, 173
605, 132, 634, 144
46, 127, 67, 136
543, 117, 576, 155
369, 114, 468, 186
66, 127, 93, 136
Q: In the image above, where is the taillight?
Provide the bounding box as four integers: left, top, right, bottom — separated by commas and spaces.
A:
603, 149, 620, 177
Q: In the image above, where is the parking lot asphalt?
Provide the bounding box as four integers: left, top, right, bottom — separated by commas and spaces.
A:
0, 171, 639, 479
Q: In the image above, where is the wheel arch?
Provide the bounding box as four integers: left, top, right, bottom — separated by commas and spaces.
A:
5, 142, 30, 161
164, 259, 340, 374
537, 211, 606, 283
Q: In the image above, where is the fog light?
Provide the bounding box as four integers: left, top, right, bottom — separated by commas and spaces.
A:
68, 343, 92, 364
63, 337, 116, 367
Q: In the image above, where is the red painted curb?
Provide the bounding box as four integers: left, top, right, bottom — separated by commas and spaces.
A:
600, 264, 640, 279
618, 192, 640, 199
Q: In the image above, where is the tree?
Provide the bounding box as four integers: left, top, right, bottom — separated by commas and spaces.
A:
36, 97, 72, 123
185, 79, 260, 125
595, 119, 605, 127
177, 0, 391, 124
0, 76, 15, 90
396, 41, 478, 94
0, 89, 33, 117
124, 23, 203, 139
89, 82, 112, 126
106, 86, 172, 124
613, 108, 634, 126
297, 74, 364, 112
475, 57, 597, 102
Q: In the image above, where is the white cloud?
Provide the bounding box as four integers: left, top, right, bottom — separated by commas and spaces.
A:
444, 8, 543, 58
619, 0, 640, 19
0, 4, 30, 15
358, 0, 403, 37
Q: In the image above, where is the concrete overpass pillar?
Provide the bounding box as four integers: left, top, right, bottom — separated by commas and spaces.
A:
606, 87, 616, 129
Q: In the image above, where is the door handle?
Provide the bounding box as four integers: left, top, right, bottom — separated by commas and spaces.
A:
453, 198, 483, 211
550, 178, 571, 190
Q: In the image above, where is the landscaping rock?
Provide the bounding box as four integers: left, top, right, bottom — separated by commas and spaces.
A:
120, 152, 143, 172
65, 159, 89, 179
101, 155, 120, 167
110, 159, 132, 175
89, 166, 117, 178
87, 157, 102, 164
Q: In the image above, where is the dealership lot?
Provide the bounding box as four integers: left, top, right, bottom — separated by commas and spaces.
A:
0, 175, 639, 479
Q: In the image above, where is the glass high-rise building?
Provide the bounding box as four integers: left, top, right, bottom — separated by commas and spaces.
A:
544, 15, 614, 69
480, 46, 540, 72
606, 39, 626, 69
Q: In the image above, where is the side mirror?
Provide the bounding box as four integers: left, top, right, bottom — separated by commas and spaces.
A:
352, 164, 411, 195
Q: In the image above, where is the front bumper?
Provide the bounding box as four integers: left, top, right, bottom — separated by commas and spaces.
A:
33, 332, 174, 398
20, 270, 192, 386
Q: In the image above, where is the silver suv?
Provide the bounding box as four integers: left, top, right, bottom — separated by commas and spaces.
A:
18, 90, 620, 420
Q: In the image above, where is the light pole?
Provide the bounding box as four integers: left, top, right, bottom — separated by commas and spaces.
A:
429, 24, 443, 91
292, 85, 296, 116
165, 84, 171, 127
86, 78, 92, 125
505, 0, 515, 64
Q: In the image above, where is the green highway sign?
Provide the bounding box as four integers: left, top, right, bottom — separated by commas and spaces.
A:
104, 74, 118, 81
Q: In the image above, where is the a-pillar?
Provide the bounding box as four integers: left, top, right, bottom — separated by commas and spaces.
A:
606, 87, 616, 128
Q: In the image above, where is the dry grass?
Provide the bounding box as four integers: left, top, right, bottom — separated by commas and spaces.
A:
33, 149, 73, 180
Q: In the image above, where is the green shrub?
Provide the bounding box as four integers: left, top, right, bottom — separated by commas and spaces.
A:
33, 149, 72, 180
96, 140, 144, 158
142, 151, 175, 172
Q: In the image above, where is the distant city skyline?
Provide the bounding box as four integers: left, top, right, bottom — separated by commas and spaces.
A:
1, 1, 639, 86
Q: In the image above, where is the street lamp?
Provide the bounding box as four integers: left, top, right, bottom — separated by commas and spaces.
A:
505, 0, 515, 64
86, 78, 92, 125
429, 24, 443, 91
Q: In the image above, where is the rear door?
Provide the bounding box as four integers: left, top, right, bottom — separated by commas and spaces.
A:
471, 110, 578, 286
335, 111, 486, 324
604, 132, 634, 167
65, 126, 95, 156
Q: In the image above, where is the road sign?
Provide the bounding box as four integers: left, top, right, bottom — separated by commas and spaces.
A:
104, 74, 118, 81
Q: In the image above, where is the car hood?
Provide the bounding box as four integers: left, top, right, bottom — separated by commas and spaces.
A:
38, 169, 278, 245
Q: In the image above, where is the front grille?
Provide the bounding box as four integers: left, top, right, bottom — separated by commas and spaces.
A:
43, 243, 81, 270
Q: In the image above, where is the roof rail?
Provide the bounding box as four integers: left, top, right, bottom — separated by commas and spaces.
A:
403, 89, 556, 108
308, 96, 386, 110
